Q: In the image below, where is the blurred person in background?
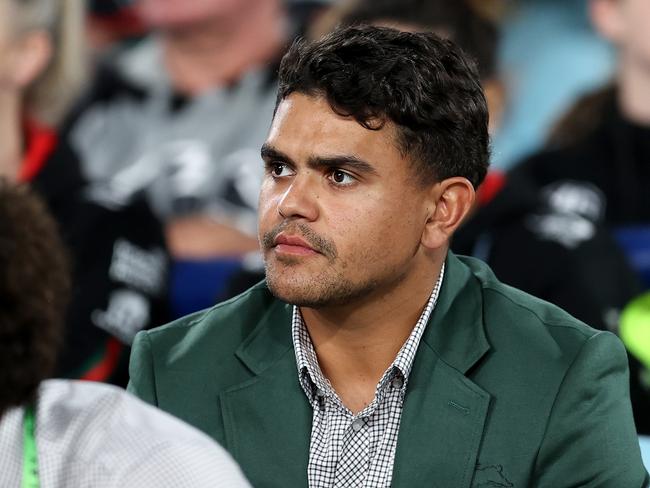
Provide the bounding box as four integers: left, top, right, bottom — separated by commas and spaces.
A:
454, 0, 650, 433
490, 0, 615, 170
66, 0, 314, 316
0, 0, 169, 385
0, 180, 251, 488
85, 0, 147, 54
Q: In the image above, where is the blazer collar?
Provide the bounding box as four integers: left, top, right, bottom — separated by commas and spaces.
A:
423, 252, 490, 374
235, 295, 293, 375
227, 293, 311, 486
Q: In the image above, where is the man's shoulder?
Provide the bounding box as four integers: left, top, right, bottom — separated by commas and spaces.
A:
144, 281, 282, 352
452, 257, 646, 488
459, 255, 602, 352
455, 254, 624, 407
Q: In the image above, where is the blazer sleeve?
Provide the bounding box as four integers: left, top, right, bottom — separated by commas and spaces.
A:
533, 331, 649, 487
127, 330, 159, 406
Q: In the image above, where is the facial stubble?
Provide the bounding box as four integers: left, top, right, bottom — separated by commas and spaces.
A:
262, 221, 409, 308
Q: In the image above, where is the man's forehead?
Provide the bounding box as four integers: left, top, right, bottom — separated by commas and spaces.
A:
271, 94, 345, 129
268, 93, 402, 155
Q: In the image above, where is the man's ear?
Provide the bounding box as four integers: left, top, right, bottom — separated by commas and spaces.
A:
421, 177, 475, 250
4, 31, 52, 89
589, 0, 624, 44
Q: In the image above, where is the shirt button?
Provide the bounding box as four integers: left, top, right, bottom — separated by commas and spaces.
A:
391, 377, 404, 389
351, 419, 365, 432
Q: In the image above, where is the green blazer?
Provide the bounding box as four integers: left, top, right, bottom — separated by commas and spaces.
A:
128, 253, 648, 487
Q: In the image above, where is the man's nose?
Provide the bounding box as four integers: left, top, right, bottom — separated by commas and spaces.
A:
277, 173, 319, 222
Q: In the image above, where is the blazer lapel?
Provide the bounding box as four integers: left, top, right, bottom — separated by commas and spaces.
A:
393, 253, 492, 488
392, 345, 490, 487
220, 299, 312, 487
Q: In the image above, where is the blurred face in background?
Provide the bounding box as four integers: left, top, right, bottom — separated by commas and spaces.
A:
0, 0, 15, 90
592, 0, 650, 69
617, 0, 650, 69
0, 0, 52, 93
136, 0, 261, 29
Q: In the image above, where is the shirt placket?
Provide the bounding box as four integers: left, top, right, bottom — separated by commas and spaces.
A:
365, 377, 406, 487
333, 413, 371, 488
295, 263, 445, 488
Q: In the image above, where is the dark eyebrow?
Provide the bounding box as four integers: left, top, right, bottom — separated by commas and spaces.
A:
307, 155, 378, 176
261, 144, 295, 166
261, 143, 378, 176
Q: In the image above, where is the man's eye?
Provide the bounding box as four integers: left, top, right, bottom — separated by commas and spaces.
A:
329, 169, 356, 186
270, 162, 293, 177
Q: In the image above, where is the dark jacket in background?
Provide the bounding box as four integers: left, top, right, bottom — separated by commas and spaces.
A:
24, 121, 169, 386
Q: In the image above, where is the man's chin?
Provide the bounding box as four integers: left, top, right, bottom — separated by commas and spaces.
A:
266, 276, 317, 306
263, 272, 329, 307
264, 271, 363, 309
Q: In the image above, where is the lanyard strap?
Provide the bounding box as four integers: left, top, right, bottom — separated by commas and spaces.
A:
22, 405, 39, 488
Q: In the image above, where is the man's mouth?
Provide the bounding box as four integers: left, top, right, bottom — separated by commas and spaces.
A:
262, 222, 336, 260
273, 233, 319, 256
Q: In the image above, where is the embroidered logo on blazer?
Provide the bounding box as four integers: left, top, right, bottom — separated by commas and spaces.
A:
472, 464, 513, 487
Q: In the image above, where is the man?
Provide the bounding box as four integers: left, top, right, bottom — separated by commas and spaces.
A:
0, 180, 250, 487
129, 26, 647, 487
223, 0, 506, 297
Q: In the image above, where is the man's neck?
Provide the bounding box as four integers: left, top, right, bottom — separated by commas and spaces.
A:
160, 0, 287, 96
617, 56, 650, 126
300, 255, 445, 413
0, 93, 23, 181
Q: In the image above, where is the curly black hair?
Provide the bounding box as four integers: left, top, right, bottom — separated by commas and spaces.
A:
340, 0, 499, 81
277, 24, 490, 188
0, 180, 70, 416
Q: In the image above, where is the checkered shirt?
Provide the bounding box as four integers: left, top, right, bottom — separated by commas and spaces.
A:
293, 264, 445, 488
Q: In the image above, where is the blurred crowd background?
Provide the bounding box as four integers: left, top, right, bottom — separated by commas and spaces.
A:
2, 0, 650, 452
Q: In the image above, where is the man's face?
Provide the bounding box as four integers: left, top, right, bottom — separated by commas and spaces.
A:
258, 93, 433, 308
136, 0, 258, 29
